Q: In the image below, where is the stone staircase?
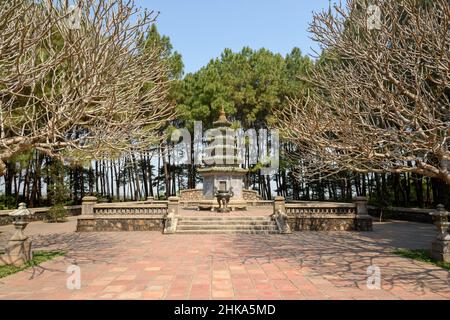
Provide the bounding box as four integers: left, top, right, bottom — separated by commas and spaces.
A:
176, 216, 279, 234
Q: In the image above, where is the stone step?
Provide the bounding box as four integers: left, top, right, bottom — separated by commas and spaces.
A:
175, 229, 280, 234
177, 224, 278, 231
179, 220, 274, 226
175, 215, 279, 234
179, 217, 271, 221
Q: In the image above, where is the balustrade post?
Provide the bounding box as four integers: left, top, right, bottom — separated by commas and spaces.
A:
167, 196, 180, 215
273, 196, 286, 214
353, 196, 373, 231
81, 196, 98, 216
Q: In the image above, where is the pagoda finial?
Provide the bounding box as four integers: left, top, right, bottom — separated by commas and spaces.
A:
219, 106, 226, 119
214, 106, 231, 127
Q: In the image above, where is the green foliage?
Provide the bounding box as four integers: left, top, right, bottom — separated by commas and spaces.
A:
139, 25, 184, 143
177, 47, 313, 130
0, 251, 65, 279
144, 24, 184, 81
393, 248, 450, 271
0, 195, 16, 210
45, 204, 67, 223
47, 160, 69, 207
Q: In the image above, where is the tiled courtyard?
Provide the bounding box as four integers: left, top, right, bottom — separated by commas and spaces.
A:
0, 217, 449, 300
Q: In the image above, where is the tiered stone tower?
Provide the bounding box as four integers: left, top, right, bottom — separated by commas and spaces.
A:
198, 108, 248, 210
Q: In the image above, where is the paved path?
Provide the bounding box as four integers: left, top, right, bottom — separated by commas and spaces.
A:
0, 219, 448, 300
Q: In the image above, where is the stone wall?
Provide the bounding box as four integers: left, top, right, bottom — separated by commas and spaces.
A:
179, 189, 203, 201
0, 205, 81, 226
77, 216, 164, 232
282, 199, 372, 231
242, 189, 262, 201
77, 198, 169, 232
367, 206, 433, 223
180, 189, 262, 201
287, 216, 357, 231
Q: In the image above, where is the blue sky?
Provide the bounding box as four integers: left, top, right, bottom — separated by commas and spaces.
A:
136, 0, 331, 74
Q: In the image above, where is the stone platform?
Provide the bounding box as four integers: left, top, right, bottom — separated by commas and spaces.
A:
75, 197, 372, 233
179, 207, 272, 217
196, 199, 248, 211
177, 209, 277, 234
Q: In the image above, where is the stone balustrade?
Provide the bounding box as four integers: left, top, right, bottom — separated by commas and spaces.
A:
93, 204, 168, 216
77, 197, 174, 232
274, 197, 372, 231
285, 202, 357, 216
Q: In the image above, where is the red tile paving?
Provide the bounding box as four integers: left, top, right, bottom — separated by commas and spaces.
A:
0, 217, 449, 300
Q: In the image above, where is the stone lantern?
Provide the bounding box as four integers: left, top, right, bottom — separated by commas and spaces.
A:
0, 203, 34, 266
429, 204, 450, 262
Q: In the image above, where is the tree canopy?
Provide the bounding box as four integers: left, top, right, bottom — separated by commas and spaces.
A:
176, 47, 313, 130
275, 0, 450, 184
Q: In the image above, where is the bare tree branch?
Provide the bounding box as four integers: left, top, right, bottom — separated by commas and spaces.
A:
275, 0, 450, 184
0, 0, 175, 175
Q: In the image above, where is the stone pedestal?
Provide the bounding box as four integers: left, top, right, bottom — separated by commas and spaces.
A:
1, 239, 32, 266
0, 203, 33, 266
0, 221, 32, 266
81, 196, 98, 215
354, 196, 373, 231
429, 204, 450, 262
167, 196, 180, 215
430, 238, 450, 262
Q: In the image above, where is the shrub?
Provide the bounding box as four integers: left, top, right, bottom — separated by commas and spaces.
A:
46, 204, 67, 223
0, 195, 16, 210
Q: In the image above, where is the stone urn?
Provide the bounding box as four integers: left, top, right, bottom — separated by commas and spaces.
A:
214, 187, 234, 213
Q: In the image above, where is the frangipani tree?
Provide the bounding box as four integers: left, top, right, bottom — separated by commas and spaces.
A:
276, 0, 450, 183
0, 0, 174, 175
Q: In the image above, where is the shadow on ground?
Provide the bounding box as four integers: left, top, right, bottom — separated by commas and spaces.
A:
214, 222, 450, 295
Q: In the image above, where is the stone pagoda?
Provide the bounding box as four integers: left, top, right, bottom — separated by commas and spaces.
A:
198, 108, 248, 210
